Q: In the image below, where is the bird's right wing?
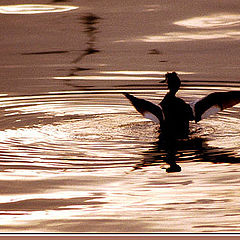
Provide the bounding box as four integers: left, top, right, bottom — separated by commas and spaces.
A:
190, 91, 240, 122
123, 93, 164, 124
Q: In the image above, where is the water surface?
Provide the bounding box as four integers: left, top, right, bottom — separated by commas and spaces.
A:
0, 0, 240, 233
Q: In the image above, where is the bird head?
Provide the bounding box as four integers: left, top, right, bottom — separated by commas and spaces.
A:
160, 72, 181, 94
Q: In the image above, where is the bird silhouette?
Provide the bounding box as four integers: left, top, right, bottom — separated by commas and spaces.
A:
124, 72, 240, 138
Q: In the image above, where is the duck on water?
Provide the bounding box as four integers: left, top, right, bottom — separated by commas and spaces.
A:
124, 72, 240, 139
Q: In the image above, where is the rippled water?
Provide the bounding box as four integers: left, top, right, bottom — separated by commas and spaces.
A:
0, 89, 240, 233
1, 0, 240, 233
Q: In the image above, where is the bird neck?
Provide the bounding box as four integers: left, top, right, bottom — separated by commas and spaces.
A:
168, 88, 178, 96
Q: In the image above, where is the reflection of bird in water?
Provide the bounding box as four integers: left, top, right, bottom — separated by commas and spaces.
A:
133, 132, 240, 173
72, 47, 100, 64
70, 13, 101, 76
133, 136, 203, 173
124, 72, 240, 139
72, 13, 101, 64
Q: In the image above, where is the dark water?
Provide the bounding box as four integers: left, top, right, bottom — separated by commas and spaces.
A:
0, 0, 240, 233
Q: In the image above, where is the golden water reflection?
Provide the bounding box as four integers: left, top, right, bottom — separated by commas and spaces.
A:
53, 76, 162, 81
117, 13, 240, 43
175, 14, 240, 28
118, 30, 240, 43
100, 71, 194, 75
0, 4, 78, 15
0, 91, 240, 232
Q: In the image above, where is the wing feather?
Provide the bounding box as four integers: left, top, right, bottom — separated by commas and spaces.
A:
123, 93, 164, 124
191, 91, 240, 122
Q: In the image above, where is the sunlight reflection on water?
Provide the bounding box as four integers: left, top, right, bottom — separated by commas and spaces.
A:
175, 14, 240, 28
0, 90, 240, 232
117, 30, 240, 43
0, 4, 78, 15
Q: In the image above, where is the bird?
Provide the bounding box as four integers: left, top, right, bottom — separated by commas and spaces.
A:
123, 72, 240, 138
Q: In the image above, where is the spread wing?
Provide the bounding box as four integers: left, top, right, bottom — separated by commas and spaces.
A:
191, 91, 240, 122
123, 93, 164, 124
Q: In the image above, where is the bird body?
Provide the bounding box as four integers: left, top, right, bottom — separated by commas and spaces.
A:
159, 92, 193, 138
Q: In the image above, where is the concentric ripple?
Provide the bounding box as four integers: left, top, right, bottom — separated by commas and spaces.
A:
0, 92, 160, 173
0, 90, 240, 175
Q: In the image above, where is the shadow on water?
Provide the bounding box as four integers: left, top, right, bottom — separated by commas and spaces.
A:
21, 12, 101, 81
134, 129, 240, 173
21, 51, 69, 55
69, 13, 101, 76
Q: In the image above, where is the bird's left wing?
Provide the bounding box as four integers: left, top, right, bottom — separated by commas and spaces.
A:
123, 93, 164, 124
190, 91, 240, 122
